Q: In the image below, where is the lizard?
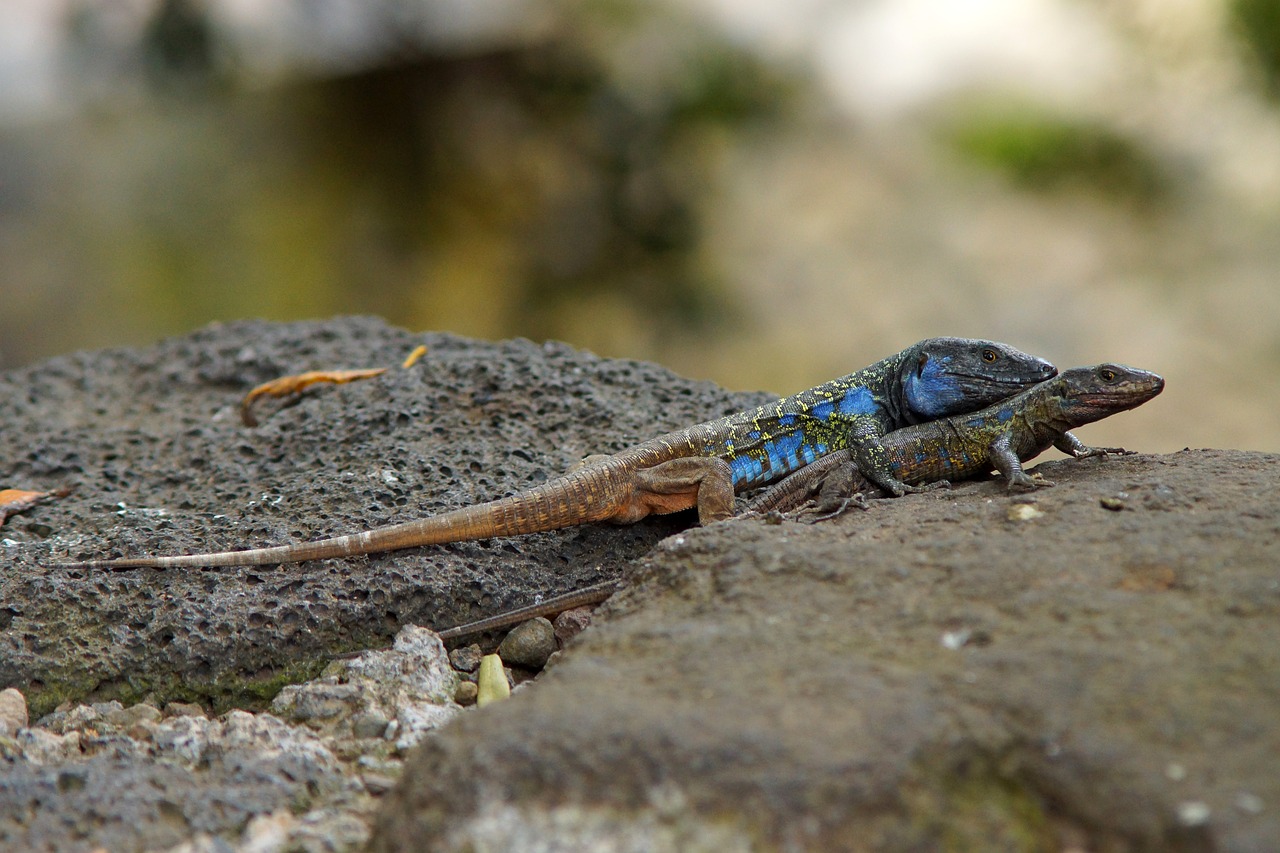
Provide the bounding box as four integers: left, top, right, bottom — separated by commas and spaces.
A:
433, 362, 1164, 641
745, 362, 1165, 516
57, 337, 1056, 571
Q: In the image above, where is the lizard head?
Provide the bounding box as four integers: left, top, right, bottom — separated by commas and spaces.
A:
1057, 363, 1165, 419
902, 337, 1057, 419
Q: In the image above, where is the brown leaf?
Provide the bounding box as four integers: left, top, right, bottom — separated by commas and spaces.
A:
240, 368, 388, 426
401, 344, 428, 369
0, 487, 72, 526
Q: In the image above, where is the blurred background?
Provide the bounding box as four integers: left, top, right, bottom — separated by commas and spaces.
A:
2, 0, 1278, 453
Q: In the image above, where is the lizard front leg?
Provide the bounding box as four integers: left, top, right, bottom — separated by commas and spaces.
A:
1054, 432, 1133, 459
989, 432, 1052, 489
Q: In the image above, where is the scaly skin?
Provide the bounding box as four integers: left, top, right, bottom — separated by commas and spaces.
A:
746, 363, 1165, 515
58, 338, 1056, 570
437, 363, 1164, 640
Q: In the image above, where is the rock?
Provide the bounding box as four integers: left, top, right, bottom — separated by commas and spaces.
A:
102, 702, 162, 735
0, 687, 28, 736
552, 606, 596, 646
273, 681, 365, 728
453, 681, 479, 706
3, 319, 748, 719
448, 644, 484, 673
352, 711, 391, 740
371, 449, 1280, 853
164, 702, 208, 719
496, 618, 557, 670
4, 322, 1279, 852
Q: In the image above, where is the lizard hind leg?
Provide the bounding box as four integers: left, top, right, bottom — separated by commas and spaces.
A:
566, 454, 615, 474
631, 457, 737, 525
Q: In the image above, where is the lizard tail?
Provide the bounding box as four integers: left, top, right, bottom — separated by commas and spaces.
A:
57, 462, 634, 571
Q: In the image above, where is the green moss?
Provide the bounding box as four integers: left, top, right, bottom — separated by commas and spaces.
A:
24, 656, 332, 720
1231, 0, 1280, 99
903, 750, 1055, 852
943, 104, 1166, 204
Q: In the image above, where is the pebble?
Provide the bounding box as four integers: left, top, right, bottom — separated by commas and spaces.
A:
0, 687, 29, 736
0, 622, 487, 849
103, 702, 162, 736
449, 644, 484, 673
351, 711, 391, 740
1235, 792, 1264, 815
454, 681, 479, 706
1006, 503, 1045, 522
1177, 801, 1211, 826
164, 701, 208, 719
553, 606, 596, 646
497, 617, 557, 670
362, 773, 398, 796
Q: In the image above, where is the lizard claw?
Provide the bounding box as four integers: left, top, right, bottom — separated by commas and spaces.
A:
1078, 446, 1133, 458
1008, 472, 1054, 490
803, 491, 872, 523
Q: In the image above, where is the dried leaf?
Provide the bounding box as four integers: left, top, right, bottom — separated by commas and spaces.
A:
0, 487, 72, 526
401, 345, 428, 369
240, 368, 387, 426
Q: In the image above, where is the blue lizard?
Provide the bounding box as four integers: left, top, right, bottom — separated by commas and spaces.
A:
61, 338, 1056, 570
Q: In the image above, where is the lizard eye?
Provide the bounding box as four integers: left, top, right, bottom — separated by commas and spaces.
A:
981, 348, 998, 363
1099, 367, 1117, 382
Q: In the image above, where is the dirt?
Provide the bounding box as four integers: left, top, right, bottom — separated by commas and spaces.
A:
3, 317, 1277, 851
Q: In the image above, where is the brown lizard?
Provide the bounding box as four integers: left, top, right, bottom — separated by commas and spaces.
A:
58, 337, 1055, 570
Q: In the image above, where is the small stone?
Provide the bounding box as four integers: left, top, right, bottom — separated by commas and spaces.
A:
1100, 496, 1126, 511
1143, 483, 1188, 511
1007, 504, 1044, 522
449, 644, 484, 673
1177, 801, 1211, 826
362, 773, 398, 795
352, 711, 390, 740
240, 810, 297, 850
102, 702, 162, 732
17, 728, 80, 764
273, 682, 363, 726
1165, 762, 1187, 781
164, 701, 208, 719
0, 688, 29, 737
1235, 792, 1264, 814
497, 617, 557, 670
553, 607, 595, 646
454, 681, 479, 706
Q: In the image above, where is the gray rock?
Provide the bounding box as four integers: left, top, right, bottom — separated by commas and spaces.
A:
496, 617, 557, 670
447, 644, 483, 673
164, 702, 208, 719
102, 702, 162, 734
352, 711, 391, 740
552, 606, 596, 646
8, 321, 1277, 852
0, 687, 28, 736
2, 318, 763, 719
372, 449, 1280, 853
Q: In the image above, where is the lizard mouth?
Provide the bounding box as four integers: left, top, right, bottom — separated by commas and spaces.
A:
1077, 375, 1165, 408
950, 367, 1057, 386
